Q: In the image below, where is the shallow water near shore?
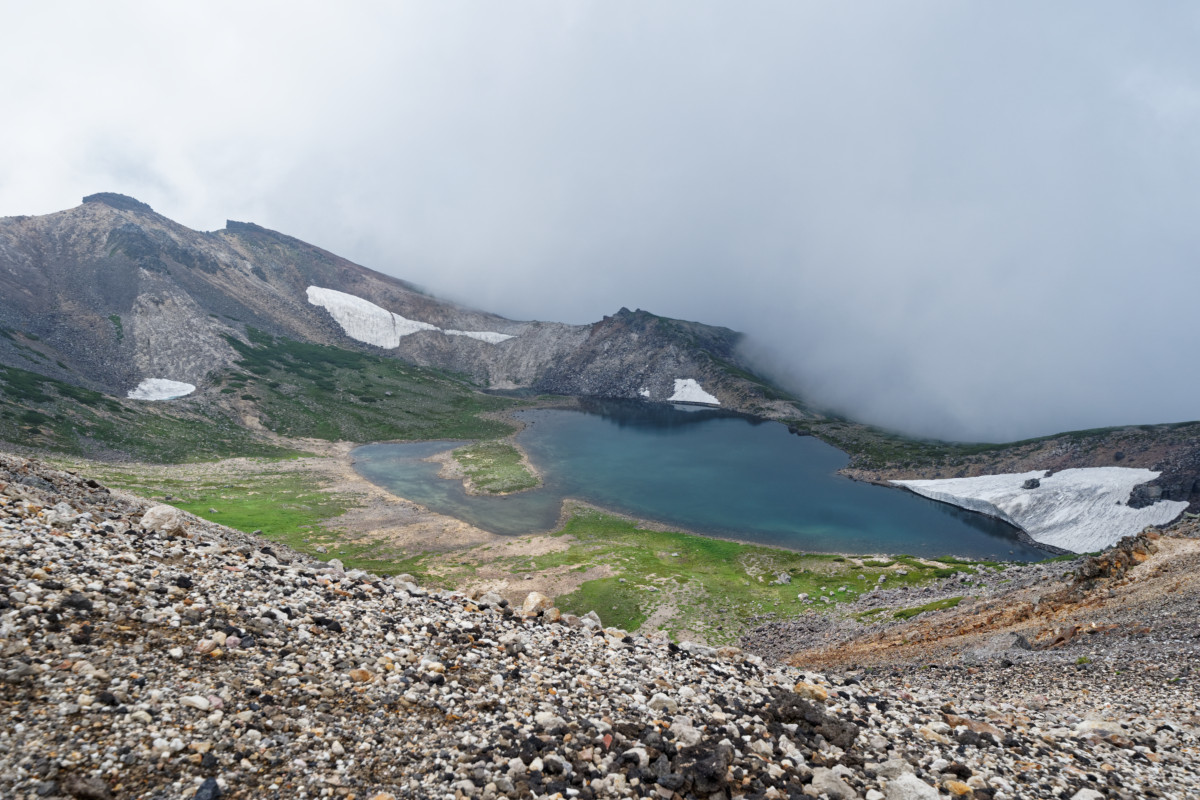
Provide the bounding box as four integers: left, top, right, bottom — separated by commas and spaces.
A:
353, 399, 1048, 561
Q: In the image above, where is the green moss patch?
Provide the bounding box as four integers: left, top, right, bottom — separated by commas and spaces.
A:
443, 509, 1003, 644
83, 463, 376, 566
451, 441, 538, 494
892, 596, 963, 620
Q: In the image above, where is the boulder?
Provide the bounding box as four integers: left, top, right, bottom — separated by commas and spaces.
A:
885, 773, 940, 800
810, 767, 857, 800
793, 681, 829, 703
43, 502, 79, 528
140, 504, 187, 536
874, 759, 914, 779
678, 641, 717, 657
521, 591, 552, 614
478, 592, 507, 609
668, 718, 703, 747
648, 693, 678, 714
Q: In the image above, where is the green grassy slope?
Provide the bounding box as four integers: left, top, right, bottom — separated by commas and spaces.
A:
373, 508, 1006, 644
0, 331, 517, 463
220, 328, 515, 441
0, 363, 294, 462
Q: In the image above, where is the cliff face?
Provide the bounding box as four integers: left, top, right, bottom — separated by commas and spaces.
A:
0, 194, 796, 417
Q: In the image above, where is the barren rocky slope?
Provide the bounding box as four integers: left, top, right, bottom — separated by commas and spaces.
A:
2, 452, 1197, 800
743, 522, 1200, 799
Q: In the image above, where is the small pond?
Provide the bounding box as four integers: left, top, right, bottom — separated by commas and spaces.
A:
353, 399, 1048, 561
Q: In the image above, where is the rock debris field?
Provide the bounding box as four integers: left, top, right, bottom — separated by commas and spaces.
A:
1, 453, 1196, 800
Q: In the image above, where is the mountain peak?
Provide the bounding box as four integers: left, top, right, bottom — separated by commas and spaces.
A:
82, 192, 153, 213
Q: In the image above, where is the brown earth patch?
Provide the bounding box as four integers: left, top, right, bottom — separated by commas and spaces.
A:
785, 519, 1200, 672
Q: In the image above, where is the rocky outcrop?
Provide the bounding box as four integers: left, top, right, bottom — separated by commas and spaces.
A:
1128, 448, 1200, 510
531, 308, 742, 403
82, 192, 154, 213
1073, 529, 1161, 584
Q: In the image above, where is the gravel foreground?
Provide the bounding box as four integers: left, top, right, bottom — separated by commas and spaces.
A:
1, 453, 1196, 800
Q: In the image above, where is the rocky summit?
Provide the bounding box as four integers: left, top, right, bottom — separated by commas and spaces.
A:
2, 452, 1197, 800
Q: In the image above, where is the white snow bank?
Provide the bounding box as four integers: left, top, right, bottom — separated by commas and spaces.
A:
127, 379, 196, 401
892, 467, 1188, 553
306, 286, 513, 347
668, 378, 720, 405
306, 286, 436, 348
638, 387, 651, 398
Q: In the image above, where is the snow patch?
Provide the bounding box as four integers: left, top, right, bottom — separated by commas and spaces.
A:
668, 378, 719, 405
307, 286, 512, 346
306, 286, 435, 347
892, 467, 1188, 553
127, 379, 196, 401
638, 387, 651, 398
443, 329, 514, 343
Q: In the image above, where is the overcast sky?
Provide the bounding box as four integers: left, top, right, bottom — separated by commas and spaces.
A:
3, 2, 1199, 442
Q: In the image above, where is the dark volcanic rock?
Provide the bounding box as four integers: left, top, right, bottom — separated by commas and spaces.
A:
1075, 530, 1159, 583
82, 192, 154, 213
1128, 450, 1200, 510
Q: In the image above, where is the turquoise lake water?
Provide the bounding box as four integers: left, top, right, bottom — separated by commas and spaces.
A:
353, 399, 1048, 561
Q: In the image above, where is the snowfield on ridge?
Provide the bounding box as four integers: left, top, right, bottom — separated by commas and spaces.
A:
306, 286, 514, 347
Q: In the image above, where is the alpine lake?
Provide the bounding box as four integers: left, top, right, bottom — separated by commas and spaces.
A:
353, 399, 1048, 562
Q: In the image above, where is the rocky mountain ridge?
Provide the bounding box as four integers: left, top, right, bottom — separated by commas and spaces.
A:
2, 452, 1196, 799
0, 194, 793, 417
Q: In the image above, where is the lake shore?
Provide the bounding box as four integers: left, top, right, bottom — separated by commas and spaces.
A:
49, 430, 1062, 646
350, 402, 1049, 562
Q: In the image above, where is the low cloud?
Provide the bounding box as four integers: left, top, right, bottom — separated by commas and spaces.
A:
2, 2, 1198, 442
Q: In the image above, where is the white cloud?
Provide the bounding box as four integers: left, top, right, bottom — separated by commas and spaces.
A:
3, 2, 1199, 441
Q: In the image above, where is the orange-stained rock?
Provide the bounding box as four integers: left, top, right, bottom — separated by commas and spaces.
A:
792, 682, 828, 702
